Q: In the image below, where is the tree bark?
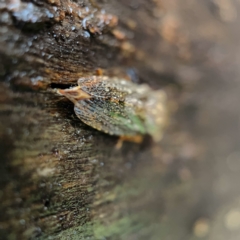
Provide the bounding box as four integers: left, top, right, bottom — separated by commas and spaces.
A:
1, 0, 240, 239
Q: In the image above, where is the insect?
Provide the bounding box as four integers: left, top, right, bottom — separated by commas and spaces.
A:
57, 76, 167, 142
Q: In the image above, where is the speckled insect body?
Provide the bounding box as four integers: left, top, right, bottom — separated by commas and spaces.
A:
58, 76, 167, 141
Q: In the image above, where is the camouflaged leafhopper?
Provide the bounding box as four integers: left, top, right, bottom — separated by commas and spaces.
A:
57, 76, 167, 141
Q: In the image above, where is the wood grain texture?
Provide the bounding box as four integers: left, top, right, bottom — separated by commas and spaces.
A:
1, 0, 240, 239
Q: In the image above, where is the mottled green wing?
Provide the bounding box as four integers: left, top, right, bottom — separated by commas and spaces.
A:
74, 97, 147, 136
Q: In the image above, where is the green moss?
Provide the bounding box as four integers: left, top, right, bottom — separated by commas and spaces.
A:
38, 223, 93, 240
93, 216, 145, 240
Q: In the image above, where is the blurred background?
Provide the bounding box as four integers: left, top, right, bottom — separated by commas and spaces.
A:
0, 0, 240, 239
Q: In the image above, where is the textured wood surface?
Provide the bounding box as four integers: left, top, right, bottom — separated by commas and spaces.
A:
1, 0, 240, 239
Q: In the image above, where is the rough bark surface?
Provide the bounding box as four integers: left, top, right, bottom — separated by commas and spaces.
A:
1, 0, 240, 239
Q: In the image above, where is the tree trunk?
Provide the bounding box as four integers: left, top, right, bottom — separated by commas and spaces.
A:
1, 0, 240, 239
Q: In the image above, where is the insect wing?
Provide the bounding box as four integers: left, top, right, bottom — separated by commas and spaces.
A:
74, 97, 146, 136
78, 76, 140, 100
